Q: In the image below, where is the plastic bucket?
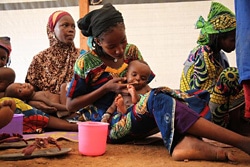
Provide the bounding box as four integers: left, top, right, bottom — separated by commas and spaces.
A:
0, 114, 23, 135
78, 121, 109, 156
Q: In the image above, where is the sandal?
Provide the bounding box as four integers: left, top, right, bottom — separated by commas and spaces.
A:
0, 133, 28, 149
0, 136, 71, 160
0, 147, 72, 160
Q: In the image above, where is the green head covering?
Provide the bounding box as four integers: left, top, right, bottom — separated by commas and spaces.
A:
196, 2, 236, 45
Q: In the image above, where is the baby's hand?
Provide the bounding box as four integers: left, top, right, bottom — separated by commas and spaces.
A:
45, 106, 57, 112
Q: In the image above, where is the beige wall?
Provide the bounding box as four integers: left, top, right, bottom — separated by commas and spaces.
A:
1, 0, 235, 89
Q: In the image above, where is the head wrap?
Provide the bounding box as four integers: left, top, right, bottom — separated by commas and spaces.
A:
48, 10, 71, 31
47, 10, 72, 46
77, 3, 123, 37
0, 36, 11, 56
196, 2, 236, 45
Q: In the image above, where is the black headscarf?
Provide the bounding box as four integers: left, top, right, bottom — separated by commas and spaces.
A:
78, 3, 124, 37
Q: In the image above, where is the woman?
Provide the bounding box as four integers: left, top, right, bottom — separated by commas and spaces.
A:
66, 3, 250, 162
25, 10, 80, 94
0, 37, 15, 98
0, 36, 11, 67
180, 2, 244, 128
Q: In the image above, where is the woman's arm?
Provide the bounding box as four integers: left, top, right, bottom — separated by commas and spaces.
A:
66, 77, 128, 112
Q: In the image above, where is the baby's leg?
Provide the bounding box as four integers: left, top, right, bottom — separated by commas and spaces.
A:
115, 94, 127, 114
127, 84, 138, 104
172, 135, 237, 161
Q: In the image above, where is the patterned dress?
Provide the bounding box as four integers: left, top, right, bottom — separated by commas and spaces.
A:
67, 44, 204, 154
180, 45, 244, 127
25, 23, 80, 94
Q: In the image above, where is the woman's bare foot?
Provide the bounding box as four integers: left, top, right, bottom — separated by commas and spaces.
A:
171, 135, 238, 162
115, 94, 127, 114
127, 84, 138, 104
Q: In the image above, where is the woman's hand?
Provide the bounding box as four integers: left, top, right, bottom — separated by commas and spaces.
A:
104, 77, 128, 94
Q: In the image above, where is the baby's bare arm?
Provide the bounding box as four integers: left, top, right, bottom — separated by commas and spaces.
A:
32, 91, 67, 111
28, 100, 57, 114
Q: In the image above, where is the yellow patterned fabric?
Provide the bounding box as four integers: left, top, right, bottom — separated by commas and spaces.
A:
180, 45, 243, 128
0, 97, 32, 111
196, 2, 236, 45
180, 45, 225, 93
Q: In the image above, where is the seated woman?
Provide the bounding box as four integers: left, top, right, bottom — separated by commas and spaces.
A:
0, 36, 15, 98
180, 2, 243, 128
5, 82, 72, 118
25, 10, 80, 94
0, 36, 11, 68
0, 67, 15, 98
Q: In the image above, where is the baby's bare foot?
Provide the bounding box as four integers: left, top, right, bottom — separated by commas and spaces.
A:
115, 94, 127, 114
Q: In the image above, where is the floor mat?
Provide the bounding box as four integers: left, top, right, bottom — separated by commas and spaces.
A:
23, 131, 78, 142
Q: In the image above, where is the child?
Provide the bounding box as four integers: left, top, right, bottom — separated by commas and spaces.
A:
0, 67, 15, 98
101, 60, 151, 122
5, 82, 71, 118
0, 99, 15, 129
0, 36, 16, 98
0, 36, 11, 67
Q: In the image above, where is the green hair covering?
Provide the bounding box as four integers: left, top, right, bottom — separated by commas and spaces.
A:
196, 2, 236, 45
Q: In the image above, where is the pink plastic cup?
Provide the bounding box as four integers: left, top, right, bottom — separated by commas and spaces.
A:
78, 121, 109, 156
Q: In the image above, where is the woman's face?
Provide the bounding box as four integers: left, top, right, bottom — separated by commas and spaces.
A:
219, 30, 236, 53
0, 47, 8, 67
96, 24, 128, 60
54, 15, 76, 44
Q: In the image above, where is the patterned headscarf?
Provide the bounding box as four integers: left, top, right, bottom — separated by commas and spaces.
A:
77, 3, 123, 37
48, 10, 71, 31
25, 11, 80, 94
0, 36, 11, 56
196, 2, 236, 45
47, 10, 71, 46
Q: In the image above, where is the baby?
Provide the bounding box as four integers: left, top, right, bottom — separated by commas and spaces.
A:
5, 82, 70, 118
101, 60, 151, 122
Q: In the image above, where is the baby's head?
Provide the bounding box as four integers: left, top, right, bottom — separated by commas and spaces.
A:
5, 83, 34, 101
126, 60, 151, 89
0, 67, 15, 92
